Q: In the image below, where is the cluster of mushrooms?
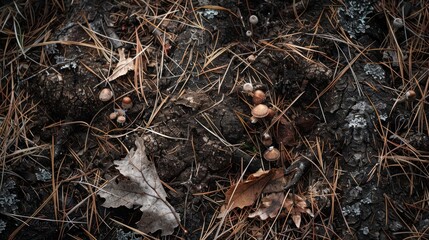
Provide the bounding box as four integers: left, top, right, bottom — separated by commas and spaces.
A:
242, 83, 287, 162
246, 15, 258, 37
99, 88, 133, 124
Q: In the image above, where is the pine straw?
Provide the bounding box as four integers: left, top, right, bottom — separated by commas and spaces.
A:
1, 0, 429, 239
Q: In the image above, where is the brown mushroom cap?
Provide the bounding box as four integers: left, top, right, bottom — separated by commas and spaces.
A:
121, 96, 133, 109
263, 146, 280, 161
251, 104, 269, 118
406, 90, 416, 101
261, 131, 273, 147
252, 90, 266, 104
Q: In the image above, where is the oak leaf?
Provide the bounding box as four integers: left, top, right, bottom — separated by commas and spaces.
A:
98, 137, 180, 236
219, 168, 283, 218
248, 192, 285, 220
107, 48, 134, 81
283, 194, 314, 228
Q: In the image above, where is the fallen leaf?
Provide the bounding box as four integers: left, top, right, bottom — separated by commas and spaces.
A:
219, 169, 278, 218
98, 137, 180, 236
283, 194, 314, 228
172, 90, 213, 110
248, 192, 285, 220
262, 168, 286, 193
107, 48, 134, 81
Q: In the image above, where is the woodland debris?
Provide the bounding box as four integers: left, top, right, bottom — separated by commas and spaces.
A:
107, 48, 135, 81
98, 137, 180, 236
218, 168, 283, 218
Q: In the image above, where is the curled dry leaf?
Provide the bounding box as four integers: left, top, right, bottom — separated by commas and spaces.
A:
248, 192, 285, 220
98, 137, 180, 236
107, 48, 135, 81
219, 168, 283, 218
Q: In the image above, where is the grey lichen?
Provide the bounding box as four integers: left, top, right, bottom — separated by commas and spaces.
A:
342, 202, 361, 217
35, 168, 52, 182
364, 64, 385, 80
0, 219, 5, 234
116, 229, 142, 240
0, 180, 19, 213
202, 9, 219, 19
338, 0, 374, 39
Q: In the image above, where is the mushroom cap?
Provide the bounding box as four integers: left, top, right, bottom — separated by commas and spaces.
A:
251, 104, 269, 118
99, 88, 113, 102
252, 90, 266, 104
117, 115, 126, 124
109, 112, 118, 120
261, 131, 273, 147
393, 18, 404, 28
249, 15, 259, 25
243, 82, 254, 93
263, 146, 280, 161
406, 90, 416, 100
121, 96, 133, 109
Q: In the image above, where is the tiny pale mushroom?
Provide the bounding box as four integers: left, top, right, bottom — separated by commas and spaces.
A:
242, 82, 254, 93
109, 112, 118, 120
117, 115, 126, 124
99, 88, 113, 102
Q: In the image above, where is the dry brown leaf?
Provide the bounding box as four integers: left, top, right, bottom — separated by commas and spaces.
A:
248, 192, 285, 220
262, 168, 286, 193
98, 137, 180, 236
219, 169, 279, 218
283, 194, 314, 228
107, 48, 134, 81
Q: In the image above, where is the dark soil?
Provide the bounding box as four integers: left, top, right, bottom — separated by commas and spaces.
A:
1, 0, 428, 239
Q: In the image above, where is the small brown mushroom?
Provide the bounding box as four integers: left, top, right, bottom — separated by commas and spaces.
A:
252, 90, 266, 105
99, 88, 113, 102
251, 104, 269, 118
397, 90, 416, 103
263, 146, 280, 161
121, 96, 133, 109
405, 90, 416, 101
261, 131, 273, 147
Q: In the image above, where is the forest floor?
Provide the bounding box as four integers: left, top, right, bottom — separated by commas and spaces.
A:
1, 0, 429, 239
